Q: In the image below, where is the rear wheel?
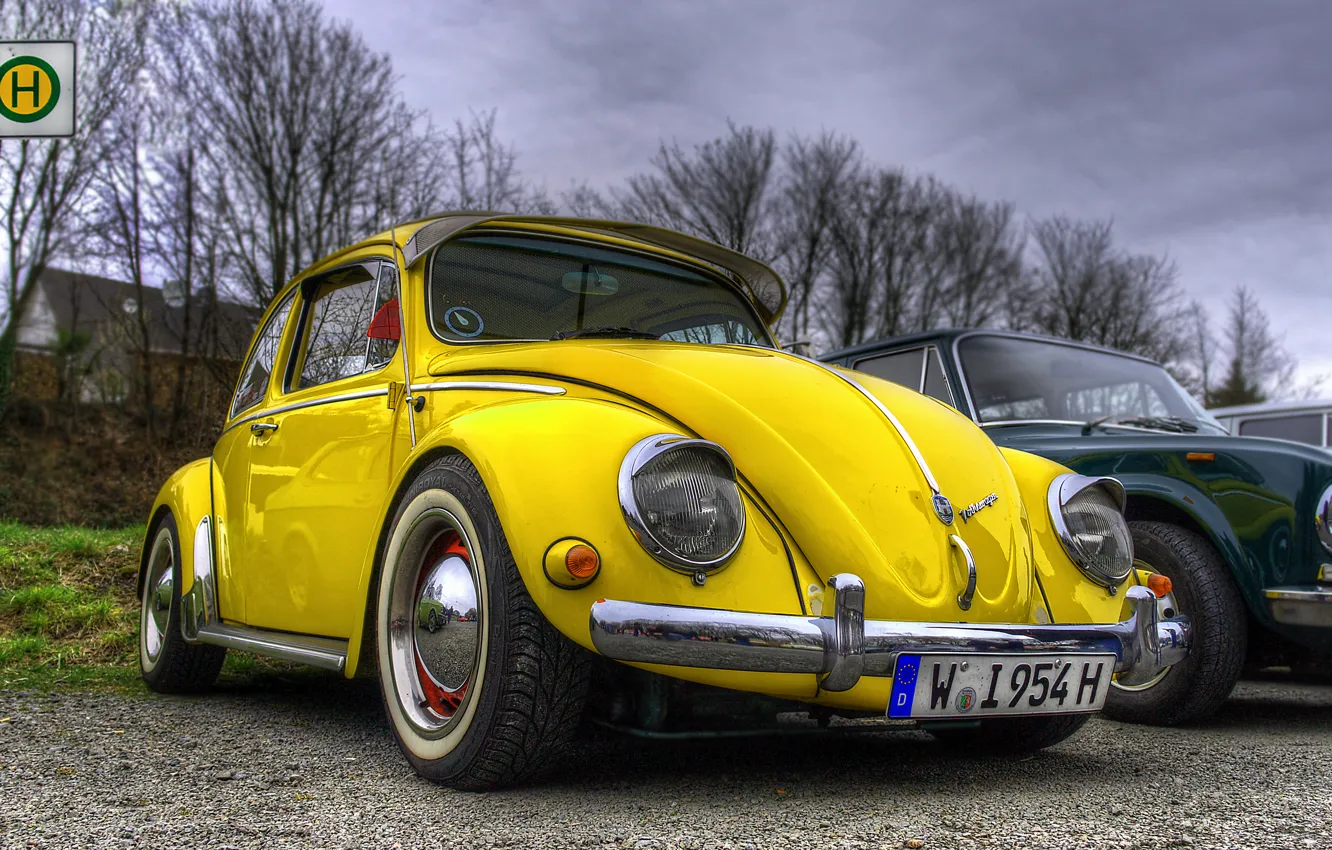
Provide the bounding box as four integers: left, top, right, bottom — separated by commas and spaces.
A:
139, 515, 225, 694
1102, 521, 1246, 725
375, 454, 590, 790
929, 713, 1090, 753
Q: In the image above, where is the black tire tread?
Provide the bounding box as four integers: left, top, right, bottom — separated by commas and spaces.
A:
383, 454, 591, 790
141, 516, 226, 695
1102, 520, 1246, 726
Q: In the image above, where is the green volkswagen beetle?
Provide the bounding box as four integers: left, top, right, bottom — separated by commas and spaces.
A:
824, 329, 1332, 725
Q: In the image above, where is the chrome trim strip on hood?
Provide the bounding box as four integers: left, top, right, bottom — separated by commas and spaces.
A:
807, 360, 944, 499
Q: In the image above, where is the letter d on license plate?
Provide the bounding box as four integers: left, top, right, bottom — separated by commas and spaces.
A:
887, 653, 1116, 719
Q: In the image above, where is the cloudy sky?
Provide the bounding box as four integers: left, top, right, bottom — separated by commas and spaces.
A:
326, 0, 1331, 387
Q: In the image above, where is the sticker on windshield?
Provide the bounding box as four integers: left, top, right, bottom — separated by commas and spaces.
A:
444, 306, 485, 338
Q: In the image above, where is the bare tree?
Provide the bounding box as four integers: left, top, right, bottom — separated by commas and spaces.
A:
1020, 215, 1187, 363
610, 121, 779, 260
0, 0, 148, 417
772, 131, 860, 342
935, 192, 1023, 329
88, 92, 159, 434
186, 0, 398, 305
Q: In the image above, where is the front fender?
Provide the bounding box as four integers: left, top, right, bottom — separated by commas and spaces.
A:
142, 457, 213, 600
1113, 473, 1262, 613
998, 447, 1125, 625
344, 395, 818, 695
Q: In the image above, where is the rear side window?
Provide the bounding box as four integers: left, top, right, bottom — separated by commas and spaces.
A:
854, 346, 956, 407
855, 349, 924, 389
1238, 414, 1324, 446
230, 291, 296, 418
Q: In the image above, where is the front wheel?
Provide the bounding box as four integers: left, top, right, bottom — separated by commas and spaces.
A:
375, 454, 590, 790
139, 515, 226, 694
928, 713, 1090, 753
1102, 521, 1246, 726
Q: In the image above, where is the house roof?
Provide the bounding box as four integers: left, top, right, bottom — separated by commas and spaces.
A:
30, 268, 258, 360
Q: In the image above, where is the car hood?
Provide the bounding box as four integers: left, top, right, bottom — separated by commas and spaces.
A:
429, 341, 1037, 622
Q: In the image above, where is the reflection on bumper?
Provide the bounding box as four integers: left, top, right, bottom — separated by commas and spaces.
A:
589, 574, 1192, 692
1266, 586, 1332, 628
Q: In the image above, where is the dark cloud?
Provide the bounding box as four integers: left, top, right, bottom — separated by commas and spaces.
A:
327, 0, 1332, 381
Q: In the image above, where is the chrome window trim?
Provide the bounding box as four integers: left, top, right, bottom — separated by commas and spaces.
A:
1047, 473, 1132, 589
223, 388, 390, 435
980, 418, 1189, 435
617, 433, 746, 574
422, 228, 776, 349
411, 381, 566, 396
922, 345, 956, 406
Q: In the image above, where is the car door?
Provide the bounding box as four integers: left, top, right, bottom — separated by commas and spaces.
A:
233, 259, 408, 637
213, 289, 300, 626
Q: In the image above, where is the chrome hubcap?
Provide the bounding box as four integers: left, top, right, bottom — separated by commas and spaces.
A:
389, 507, 483, 736
140, 529, 174, 666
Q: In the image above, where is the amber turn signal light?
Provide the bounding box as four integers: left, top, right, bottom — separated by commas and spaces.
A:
1147, 573, 1173, 598
566, 545, 599, 579
544, 538, 601, 588
1186, 452, 1215, 462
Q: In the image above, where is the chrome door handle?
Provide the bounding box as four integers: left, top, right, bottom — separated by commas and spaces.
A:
950, 534, 977, 611
250, 422, 278, 435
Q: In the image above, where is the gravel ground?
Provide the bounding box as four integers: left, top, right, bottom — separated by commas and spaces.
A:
2, 676, 1330, 850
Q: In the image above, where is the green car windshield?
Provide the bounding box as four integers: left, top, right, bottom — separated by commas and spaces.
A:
958, 335, 1225, 433
427, 234, 771, 346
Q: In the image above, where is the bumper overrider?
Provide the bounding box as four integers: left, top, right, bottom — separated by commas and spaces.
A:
589, 575, 1192, 693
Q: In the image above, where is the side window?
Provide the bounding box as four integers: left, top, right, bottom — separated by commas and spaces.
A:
854, 348, 924, 390
1238, 414, 1324, 446
367, 263, 400, 371
230, 290, 297, 419
293, 265, 384, 391
922, 347, 955, 406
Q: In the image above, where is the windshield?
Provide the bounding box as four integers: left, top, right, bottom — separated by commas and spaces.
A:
957, 335, 1225, 432
427, 233, 771, 346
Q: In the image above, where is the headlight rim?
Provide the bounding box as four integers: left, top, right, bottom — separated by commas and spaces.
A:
618, 433, 746, 574
1047, 472, 1133, 589
1316, 482, 1332, 557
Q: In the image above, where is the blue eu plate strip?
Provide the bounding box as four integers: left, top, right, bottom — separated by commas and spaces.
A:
889, 654, 921, 718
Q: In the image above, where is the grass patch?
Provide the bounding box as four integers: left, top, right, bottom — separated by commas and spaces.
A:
0, 521, 325, 692
0, 521, 144, 691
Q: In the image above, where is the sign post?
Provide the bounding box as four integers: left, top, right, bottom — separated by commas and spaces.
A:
0, 41, 75, 138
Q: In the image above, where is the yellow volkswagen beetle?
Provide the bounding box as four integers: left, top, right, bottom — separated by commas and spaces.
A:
138, 214, 1191, 789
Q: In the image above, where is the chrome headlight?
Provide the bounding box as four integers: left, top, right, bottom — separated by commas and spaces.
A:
618, 434, 746, 573
1316, 482, 1332, 556
1048, 474, 1133, 589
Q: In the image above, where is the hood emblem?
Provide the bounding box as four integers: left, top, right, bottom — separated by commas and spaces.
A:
932, 494, 955, 525
961, 493, 999, 523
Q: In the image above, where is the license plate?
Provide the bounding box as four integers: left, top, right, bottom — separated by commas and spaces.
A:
887, 653, 1116, 719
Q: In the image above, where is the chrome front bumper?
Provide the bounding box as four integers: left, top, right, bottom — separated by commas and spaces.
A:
589, 574, 1192, 692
